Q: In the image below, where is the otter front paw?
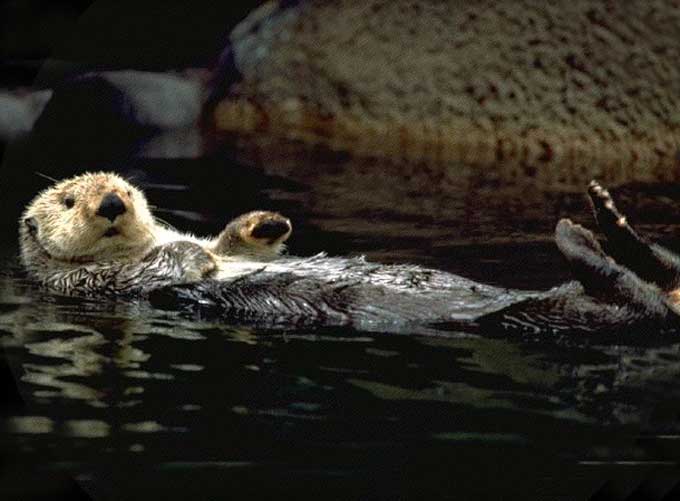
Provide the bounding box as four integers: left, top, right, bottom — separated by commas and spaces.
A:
162, 241, 217, 281
247, 212, 292, 244
182, 249, 217, 281
212, 211, 292, 259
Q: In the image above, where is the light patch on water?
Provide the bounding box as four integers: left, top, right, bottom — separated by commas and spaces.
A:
25, 334, 107, 374
124, 370, 174, 380
86, 400, 108, 409
117, 400, 142, 408
23, 364, 103, 401
423, 336, 561, 387
33, 390, 60, 398
0, 334, 20, 347
284, 334, 374, 343
170, 364, 204, 372
365, 347, 399, 357
319, 366, 370, 375
431, 432, 527, 444
123, 421, 167, 433
142, 326, 206, 341
64, 419, 110, 438
23, 322, 102, 336
6, 415, 54, 434
159, 461, 254, 470
223, 329, 258, 345
347, 378, 594, 423
289, 402, 322, 412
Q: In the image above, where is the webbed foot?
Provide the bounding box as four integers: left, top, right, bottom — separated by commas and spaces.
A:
588, 180, 680, 290
555, 218, 671, 317
588, 180, 643, 251
555, 218, 614, 300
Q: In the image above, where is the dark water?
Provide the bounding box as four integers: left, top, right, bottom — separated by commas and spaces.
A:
2, 140, 680, 500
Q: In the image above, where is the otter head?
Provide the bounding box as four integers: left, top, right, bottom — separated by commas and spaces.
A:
20, 172, 158, 270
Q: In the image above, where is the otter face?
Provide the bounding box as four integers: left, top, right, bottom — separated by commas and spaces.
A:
20, 172, 157, 266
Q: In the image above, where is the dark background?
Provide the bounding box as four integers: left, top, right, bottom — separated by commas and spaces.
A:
1, 0, 263, 87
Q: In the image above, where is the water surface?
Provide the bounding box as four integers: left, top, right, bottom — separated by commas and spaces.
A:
1, 144, 680, 499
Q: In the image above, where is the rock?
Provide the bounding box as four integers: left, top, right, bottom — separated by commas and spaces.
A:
35, 70, 205, 132
100, 70, 204, 129
210, 0, 680, 186
0, 89, 52, 142
28, 70, 207, 168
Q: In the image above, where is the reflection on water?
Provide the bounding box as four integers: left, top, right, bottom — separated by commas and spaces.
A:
1, 151, 680, 497
2, 265, 680, 497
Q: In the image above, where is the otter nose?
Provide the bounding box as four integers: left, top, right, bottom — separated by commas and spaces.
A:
97, 193, 126, 222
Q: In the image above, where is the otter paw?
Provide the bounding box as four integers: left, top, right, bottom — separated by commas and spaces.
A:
183, 252, 217, 281
244, 211, 292, 246
555, 218, 607, 259
214, 211, 292, 257
168, 241, 217, 281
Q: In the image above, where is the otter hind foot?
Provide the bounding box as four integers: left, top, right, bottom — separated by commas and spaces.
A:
555, 218, 671, 315
212, 211, 292, 259
588, 180, 680, 290
555, 219, 613, 300
588, 180, 639, 245
556, 218, 607, 260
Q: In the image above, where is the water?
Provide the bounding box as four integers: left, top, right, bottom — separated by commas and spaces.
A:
2, 139, 680, 499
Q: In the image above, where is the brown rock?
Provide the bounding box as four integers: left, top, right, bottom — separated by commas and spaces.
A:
211, 0, 680, 185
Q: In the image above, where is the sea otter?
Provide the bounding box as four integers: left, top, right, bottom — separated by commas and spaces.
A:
18, 172, 680, 334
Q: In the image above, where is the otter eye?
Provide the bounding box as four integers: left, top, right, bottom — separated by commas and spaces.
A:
127, 190, 132, 197
64, 196, 75, 209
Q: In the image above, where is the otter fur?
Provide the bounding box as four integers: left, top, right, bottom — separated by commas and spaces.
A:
18, 173, 680, 334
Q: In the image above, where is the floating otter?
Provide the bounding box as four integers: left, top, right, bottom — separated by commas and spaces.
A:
18, 172, 680, 334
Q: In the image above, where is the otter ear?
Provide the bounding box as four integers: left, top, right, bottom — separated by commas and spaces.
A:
24, 217, 38, 235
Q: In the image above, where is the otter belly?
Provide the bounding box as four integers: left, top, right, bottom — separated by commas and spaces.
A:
151, 253, 536, 331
